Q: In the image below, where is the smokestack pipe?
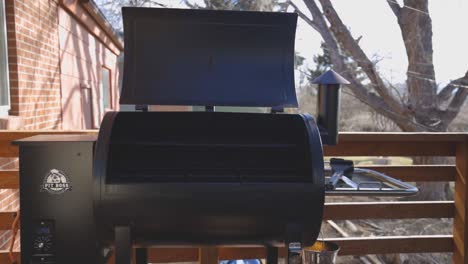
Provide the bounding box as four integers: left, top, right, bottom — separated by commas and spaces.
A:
312, 70, 349, 145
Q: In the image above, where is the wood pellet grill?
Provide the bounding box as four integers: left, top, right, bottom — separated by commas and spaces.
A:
14, 7, 417, 264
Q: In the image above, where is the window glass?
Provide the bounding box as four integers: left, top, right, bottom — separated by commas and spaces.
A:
101, 68, 111, 110
0, 0, 9, 116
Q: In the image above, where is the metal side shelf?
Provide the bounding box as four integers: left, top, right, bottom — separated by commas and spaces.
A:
325, 166, 418, 196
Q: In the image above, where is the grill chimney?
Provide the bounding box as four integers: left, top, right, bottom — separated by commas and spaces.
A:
312, 70, 349, 145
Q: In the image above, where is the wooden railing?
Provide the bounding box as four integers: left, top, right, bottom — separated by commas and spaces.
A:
0, 131, 466, 263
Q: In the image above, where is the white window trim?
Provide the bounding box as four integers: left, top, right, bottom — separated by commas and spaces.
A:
0, 0, 10, 118
99, 67, 112, 115
99, 72, 105, 117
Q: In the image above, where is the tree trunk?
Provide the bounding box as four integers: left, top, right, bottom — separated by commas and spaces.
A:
410, 157, 449, 201
398, 119, 450, 201
399, 0, 438, 125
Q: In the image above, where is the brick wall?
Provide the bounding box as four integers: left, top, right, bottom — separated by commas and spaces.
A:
1, 0, 63, 251
6, 0, 62, 130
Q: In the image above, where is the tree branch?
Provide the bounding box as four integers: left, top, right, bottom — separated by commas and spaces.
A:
438, 71, 468, 102
300, 0, 418, 130
448, 87, 468, 113
440, 88, 468, 126
343, 75, 425, 131
182, 0, 200, 8
288, 1, 319, 31
439, 71, 468, 125
301, 0, 344, 68
317, 0, 406, 115
386, 0, 401, 19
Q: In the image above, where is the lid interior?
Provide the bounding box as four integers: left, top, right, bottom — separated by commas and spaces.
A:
121, 7, 298, 108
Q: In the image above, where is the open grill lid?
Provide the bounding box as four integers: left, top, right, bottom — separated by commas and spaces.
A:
121, 7, 298, 108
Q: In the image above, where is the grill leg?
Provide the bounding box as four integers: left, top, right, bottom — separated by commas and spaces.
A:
266, 246, 278, 264
115, 226, 132, 264
287, 242, 302, 264
135, 248, 148, 264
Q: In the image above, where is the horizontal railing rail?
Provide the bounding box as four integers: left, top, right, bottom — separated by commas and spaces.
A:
0, 131, 466, 263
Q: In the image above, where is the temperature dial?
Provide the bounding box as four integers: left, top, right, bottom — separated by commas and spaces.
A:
33, 235, 53, 253
32, 219, 55, 261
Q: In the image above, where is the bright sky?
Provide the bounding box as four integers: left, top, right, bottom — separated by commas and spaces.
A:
156, 0, 468, 86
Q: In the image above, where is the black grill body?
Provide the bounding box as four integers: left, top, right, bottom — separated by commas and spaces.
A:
14, 7, 338, 264
94, 111, 325, 247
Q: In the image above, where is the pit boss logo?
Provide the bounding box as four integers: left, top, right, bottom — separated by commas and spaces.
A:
41, 169, 72, 194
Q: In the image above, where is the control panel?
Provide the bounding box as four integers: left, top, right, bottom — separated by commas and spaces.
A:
31, 220, 55, 264
17, 139, 100, 263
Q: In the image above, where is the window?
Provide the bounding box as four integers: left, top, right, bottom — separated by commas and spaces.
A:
100, 67, 112, 112
0, 0, 9, 117
80, 84, 94, 129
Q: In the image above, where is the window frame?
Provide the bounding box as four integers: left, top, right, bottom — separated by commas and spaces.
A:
0, 0, 10, 117
80, 83, 95, 129
100, 66, 113, 114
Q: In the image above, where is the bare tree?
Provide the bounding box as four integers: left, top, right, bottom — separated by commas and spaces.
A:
288, 0, 468, 200
290, 0, 468, 133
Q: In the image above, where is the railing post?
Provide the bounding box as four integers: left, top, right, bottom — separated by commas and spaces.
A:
454, 137, 468, 264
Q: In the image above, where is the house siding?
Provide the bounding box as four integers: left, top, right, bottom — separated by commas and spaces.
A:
58, 5, 119, 129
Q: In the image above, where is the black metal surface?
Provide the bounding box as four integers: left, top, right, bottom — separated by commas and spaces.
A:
115, 226, 132, 264
121, 7, 298, 108
312, 70, 349, 145
325, 158, 354, 190
266, 247, 278, 264
94, 111, 324, 247
135, 248, 148, 264
316, 84, 340, 145
15, 136, 104, 264
311, 70, 350, 85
